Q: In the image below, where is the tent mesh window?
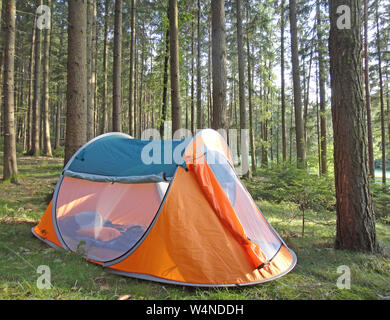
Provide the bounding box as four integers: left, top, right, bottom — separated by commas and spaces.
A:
56, 176, 168, 262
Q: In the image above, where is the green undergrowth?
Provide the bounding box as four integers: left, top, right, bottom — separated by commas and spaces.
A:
0, 155, 389, 300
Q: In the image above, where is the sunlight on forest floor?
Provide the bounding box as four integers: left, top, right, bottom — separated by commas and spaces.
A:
375, 169, 390, 185
0, 155, 389, 300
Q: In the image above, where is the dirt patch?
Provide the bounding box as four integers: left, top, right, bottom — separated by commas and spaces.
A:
0, 218, 36, 225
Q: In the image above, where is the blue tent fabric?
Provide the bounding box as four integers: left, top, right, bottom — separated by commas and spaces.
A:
67, 135, 191, 179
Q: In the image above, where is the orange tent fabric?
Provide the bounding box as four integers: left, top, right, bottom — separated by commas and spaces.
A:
33, 201, 62, 248
186, 153, 267, 269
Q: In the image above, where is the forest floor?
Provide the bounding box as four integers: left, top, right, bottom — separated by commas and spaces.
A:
0, 155, 389, 300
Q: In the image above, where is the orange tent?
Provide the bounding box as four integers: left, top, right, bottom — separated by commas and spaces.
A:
33, 129, 296, 286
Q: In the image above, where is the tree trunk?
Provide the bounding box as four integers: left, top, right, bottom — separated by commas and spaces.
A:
316, 0, 327, 174
42, 0, 52, 156
86, 0, 96, 140
375, 3, 386, 185
289, 98, 293, 163
329, 0, 378, 252
262, 72, 270, 168
316, 60, 322, 175
281, 0, 287, 162
0, 0, 3, 136
160, 25, 169, 137
185, 73, 189, 130
54, 25, 65, 150
387, 88, 390, 146
128, 0, 136, 136
2, 0, 18, 182
276, 105, 280, 164
303, 44, 313, 149
191, 19, 195, 134
364, 0, 374, 178
112, 0, 122, 132
65, 0, 88, 165
92, 0, 97, 137
211, 0, 226, 131
100, 0, 109, 134
207, 17, 212, 128
289, 0, 306, 168
133, 39, 138, 136
236, 0, 249, 177
196, 0, 202, 130
17, 64, 26, 148
54, 83, 61, 150
26, 14, 37, 153
169, 0, 181, 135
138, 43, 144, 138
246, 13, 256, 173
30, 0, 43, 156
387, 73, 390, 146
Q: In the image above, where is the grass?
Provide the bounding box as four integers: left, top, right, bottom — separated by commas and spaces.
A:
0, 155, 389, 300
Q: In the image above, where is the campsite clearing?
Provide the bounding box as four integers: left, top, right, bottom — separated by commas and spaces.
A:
0, 155, 389, 300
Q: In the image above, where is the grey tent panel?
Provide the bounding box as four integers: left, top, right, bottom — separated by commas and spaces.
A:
64, 170, 168, 184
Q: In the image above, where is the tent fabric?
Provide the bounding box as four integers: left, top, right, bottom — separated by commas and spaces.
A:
183, 129, 234, 166
33, 201, 63, 249
205, 150, 282, 259
186, 153, 268, 269
32, 130, 296, 286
